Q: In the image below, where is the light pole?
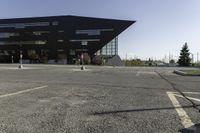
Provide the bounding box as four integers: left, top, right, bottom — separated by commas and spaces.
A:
190, 52, 194, 64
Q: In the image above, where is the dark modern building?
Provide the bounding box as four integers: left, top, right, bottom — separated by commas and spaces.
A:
0, 15, 135, 64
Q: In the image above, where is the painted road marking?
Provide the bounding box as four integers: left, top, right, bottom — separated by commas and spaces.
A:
174, 94, 200, 102
167, 91, 194, 128
136, 71, 156, 76
173, 92, 200, 95
0, 85, 48, 98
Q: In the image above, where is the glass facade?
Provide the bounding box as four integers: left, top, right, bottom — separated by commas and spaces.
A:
96, 37, 118, 56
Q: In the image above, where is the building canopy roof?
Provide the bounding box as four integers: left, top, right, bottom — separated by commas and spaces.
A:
0, 15, 135, 54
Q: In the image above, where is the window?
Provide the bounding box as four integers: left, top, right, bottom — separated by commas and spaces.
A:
76, 30, 100, 36
35, 41, 47, 45
0, 40, 47, 45
81, 41, 88, 46
75, 49, 88, 52
57, 49, 64, 52
57, 40, 64, 42
58, 30, 64, 33
69, 49, 75, 55
0, 33, 19, 38
95, 50, 101, 55
76, 29, 113, 36
32, 31, 49, 36
70, 39, 100, 42
99, 37, 118, 56
52, 21, 59, 26
0, 22, 50, 29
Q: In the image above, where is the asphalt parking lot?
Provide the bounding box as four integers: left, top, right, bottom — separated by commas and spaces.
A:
0, 64, 200, 133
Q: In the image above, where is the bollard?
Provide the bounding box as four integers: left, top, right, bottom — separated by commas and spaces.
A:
81, 66, 85, 70
11, 56, 14, 63
18, 53, 23, 69
18, 64, 23, 69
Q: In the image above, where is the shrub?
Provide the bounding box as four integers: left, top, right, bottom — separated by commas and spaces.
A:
83, 54, 91, 65
92, 55, 103, 65
178, 43, 191, 66
195, 61, 200, 67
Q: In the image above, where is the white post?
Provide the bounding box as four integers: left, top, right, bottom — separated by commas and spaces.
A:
11, 56, 13, 63
192, 53, 194, 64
80, 41, 87, 70
19, 51, 23, 69
81, 53, 85, 70
190, 53, 194, 64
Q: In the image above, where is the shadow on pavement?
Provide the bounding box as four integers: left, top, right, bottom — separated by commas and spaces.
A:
179, 123, 200, 133
93, 105, 200, 115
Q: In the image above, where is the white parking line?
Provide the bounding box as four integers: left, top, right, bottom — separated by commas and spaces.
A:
173, 92, 200, 95
136, 71, 157, 76
0, 85, 48, 98
167, 91, 194, 128
174, 94, 200, 102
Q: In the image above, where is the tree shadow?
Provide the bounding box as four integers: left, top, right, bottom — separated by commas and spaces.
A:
179, 123, 200, 133
93, 104, 200, 115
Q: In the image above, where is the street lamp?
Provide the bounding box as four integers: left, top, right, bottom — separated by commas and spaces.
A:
190, 52, 194, 64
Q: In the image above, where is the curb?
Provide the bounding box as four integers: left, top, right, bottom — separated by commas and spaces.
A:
174, 70, 187, 76
174, 70, 200, 76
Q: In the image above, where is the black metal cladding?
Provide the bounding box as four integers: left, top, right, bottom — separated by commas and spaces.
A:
0, 15, 135, 63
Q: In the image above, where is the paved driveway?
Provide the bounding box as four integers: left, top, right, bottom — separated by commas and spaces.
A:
0, 64, 200, 133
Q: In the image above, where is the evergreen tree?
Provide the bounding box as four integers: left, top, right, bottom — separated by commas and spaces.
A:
178, 43, 191, 66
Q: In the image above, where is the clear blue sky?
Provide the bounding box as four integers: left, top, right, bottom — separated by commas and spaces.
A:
0, 0, 200, 61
